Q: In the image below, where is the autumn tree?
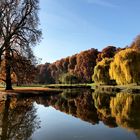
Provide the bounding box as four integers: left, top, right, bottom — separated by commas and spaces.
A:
36, 63, 54, 84
68, 54, 77, 73
109, 48, 140, 85
62, 57, 70, 72
41, 57, 70, 84
74, 48, 98, 83
12, 54, 38, 85
92, 58, 113, 85
48, 63, 59, 83
130, 35, 140, 49
0, 0, 41, 90
59, 73, 79, 84
36, 64, 48, 84
37, 48, 98, 84
96, 46, 117, 63
0, 54, 37, 86
0, 60, 17, 84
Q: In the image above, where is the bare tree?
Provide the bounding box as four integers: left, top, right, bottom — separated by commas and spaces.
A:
0, 0, 42, 90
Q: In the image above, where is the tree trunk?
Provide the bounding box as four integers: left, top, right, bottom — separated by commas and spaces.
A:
5, 48, 13, 90
1, 95, 10, 140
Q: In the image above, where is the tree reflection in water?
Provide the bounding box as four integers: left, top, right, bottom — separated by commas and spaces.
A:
36, 89, 140, 138
0, 95, 40, 140
36, 89, 99, 125
1, 89, 140, 139
110, 92, 140, 131
93, 92, 117, 127
93, 91, 140, 139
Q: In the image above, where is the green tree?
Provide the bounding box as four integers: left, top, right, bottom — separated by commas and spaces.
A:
0, 0, 41, 90
59, 73, 79, 84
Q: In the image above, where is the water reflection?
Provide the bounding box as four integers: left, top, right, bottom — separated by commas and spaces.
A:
0, 95, 40, 140
93, 92, 117, 128
110, 92, 140, 131
0, 89, 140, 140
36, 89, 140, 137
93, 91, 140, 131
38, 89, 140, 139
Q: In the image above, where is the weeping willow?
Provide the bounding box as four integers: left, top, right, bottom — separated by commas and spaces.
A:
109, 48, 140, 85
92, 92, 115, 117
110, 92, 140, 130
92, 58, 113, 84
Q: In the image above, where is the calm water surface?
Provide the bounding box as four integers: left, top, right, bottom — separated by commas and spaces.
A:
0, 89, 140, 140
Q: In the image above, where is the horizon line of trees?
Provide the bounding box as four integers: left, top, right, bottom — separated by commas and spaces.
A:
36, 46, 119, 84
36, 35, 140, 85
1, 34, 138, 86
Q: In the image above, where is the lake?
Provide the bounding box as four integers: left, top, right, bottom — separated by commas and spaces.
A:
0, 89, 140, 140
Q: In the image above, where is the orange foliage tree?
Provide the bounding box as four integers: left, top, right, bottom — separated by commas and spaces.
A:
74, 48, 98, 83
96, 46, 117, 63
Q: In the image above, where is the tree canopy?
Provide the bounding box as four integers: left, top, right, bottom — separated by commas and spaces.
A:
0, 0, 41, 89
109, 48, 140, 85
36, 48, 99, 84
92, 58, 113, 85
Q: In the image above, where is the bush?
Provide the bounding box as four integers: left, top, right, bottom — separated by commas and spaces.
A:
59, 73, 79, 84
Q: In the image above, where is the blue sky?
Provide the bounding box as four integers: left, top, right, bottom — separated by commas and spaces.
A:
34, 0, 140, 63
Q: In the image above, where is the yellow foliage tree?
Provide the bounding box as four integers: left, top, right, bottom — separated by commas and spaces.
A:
92, 58, 113, 84
109, 48, 140, 85
110, 92, 140, 130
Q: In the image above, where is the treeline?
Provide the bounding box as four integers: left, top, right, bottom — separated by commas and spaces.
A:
3, 35, 139, 86
36, 35, 140, 85
36, 48, 99, 84
93, 35, 140, 85
36, 46, 119, 84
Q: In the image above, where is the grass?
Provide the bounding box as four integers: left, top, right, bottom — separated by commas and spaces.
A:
93, 84, 140, 93
0, 86, 62, 96
43, 83, 93, 89
1, 83, 140, 95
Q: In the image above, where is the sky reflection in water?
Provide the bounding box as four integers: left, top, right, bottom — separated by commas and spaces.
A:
0, 89, 140, 140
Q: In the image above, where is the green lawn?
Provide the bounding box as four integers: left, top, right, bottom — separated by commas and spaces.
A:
43, 83, 94, 88
1, 83, 140, 94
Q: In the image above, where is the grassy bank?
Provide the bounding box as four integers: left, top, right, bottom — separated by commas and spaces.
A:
43, 83, 93, 89
1, 83, 140, 96
43, 83, 140, 93
0, 87, 62, 96
94, 84, 140, 93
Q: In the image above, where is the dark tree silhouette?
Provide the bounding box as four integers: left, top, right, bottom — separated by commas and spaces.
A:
0, 0, 41, 90
0, 95, 40, 140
